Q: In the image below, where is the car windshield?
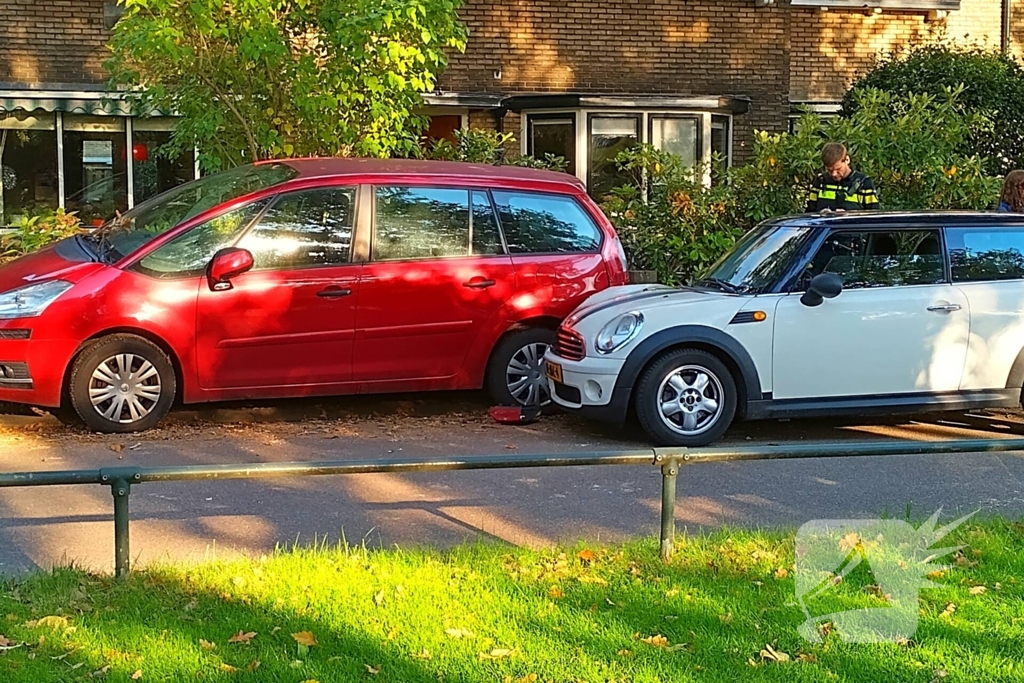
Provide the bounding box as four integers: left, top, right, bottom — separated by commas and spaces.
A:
696, 223, 814, 294
89, 163, 297, 261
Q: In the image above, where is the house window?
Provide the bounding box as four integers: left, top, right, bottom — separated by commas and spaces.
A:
0, 112, 58, 224
711, 116, 731, 165
131, 119, 197, 204
588, 115, 640, 200
63, 115, 128, 226
527, 115, 576, 175
650, 115, 700, 167
424, 115, 462, 145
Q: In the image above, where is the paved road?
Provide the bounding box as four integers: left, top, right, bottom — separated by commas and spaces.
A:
2, 393, 1024, 574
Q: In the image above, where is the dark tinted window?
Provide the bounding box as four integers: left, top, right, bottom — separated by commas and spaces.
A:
947, 227, 1024, 282
701, 225, 813, 294
373, 187, 471, 261
805, 229, 944, 289
471, 191, 503, 256
134, 200, 269, 279
239, 187, 354, 270
492, 191, 601, 254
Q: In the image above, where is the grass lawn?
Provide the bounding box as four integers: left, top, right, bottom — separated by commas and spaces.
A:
1, 520, 1022, 682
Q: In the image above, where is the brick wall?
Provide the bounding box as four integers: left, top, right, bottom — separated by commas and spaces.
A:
0, 0, 110, 85
442, 0, 790, 162
790, 0, 1005, 103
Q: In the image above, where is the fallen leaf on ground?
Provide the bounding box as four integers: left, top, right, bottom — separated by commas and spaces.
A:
616, 649, 632, 656
775, 567, 788, 579
364, 664, 380, 674
246, 660, 260, 672
641, 634, 669, 648
109, 444, 124, 453
411, 649, 431, 660
665, 589, 680, 598
444, 628, 474, 639
27, 616, 70, 630
228, 631, 256, 644
927, 570, 946, 580
930, 669, 949, 683
271, 627, 282, 634
605, 597, 616, 606
548, 586, 564, 599
940, 603, 957, 618
760, 644, 790, 663
131, 671, 143, 680
578, 576, 607, 586
719, 612, 733, 624
292, 631, 318, 647
218, 663, 237, 673
0, 635, 9, 647
374, 591, 385, 606
199, 639, 216, 651
577, 549, 596, 563
969, 585, 987, 595
479, 648, 514, 660
796, 653, 817, 663
838, 532, 861, 552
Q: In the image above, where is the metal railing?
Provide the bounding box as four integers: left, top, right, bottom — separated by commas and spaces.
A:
2, 438, 1024, 577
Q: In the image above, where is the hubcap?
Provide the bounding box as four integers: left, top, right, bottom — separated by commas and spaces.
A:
657, 364, 724, 436
89, 354, 162, 424
506, 342, 551, 408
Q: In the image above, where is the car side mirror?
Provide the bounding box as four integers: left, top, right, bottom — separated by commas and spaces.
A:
207, 248, 254, 291
800, 272, 843, 308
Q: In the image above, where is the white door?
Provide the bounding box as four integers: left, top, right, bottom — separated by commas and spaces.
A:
946, 226, 1024, 390
772, 228, 969, 400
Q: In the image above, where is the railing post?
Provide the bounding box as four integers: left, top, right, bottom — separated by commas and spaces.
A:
656, 453, 681, 563
100, 468, 141, 578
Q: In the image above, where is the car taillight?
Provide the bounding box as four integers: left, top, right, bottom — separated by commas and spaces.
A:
554, 326, 586, 361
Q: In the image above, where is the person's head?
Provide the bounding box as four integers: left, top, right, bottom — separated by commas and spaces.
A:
822, 142, 852, 182
1001, 170, 1024, 212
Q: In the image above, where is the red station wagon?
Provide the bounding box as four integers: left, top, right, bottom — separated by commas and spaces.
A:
0, 159, 628, 432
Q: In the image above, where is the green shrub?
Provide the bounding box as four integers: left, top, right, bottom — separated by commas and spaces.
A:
1, 208, 84, 263
425, 128, 569, 171
844, 43, 1024, 175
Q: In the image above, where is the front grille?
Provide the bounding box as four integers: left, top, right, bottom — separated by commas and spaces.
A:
554, 381, 582, 404
554, 327, 586, 361
0, 330, 31, 340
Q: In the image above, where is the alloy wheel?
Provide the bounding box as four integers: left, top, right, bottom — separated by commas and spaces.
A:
657, 364, 725, 436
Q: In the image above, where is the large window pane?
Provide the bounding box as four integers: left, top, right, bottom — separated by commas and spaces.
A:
239, 187, 355, 270
64, 116, 128, 226
0, 113, 58, 225
711, 115, 730, 164
650, 116, 698, 167
131, 128, 196, 204
372, 187, 470, 261
492, 190, 601, 254
528, 115, 576, 175
588, 115, 638, 200
948, 227, 1024, 282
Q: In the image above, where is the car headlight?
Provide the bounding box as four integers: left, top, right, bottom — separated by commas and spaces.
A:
595, 312, 644, 354
0, 280, 74, 320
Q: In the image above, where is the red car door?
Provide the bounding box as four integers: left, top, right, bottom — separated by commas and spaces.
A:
353, 186, 515, 382
195, 186, 360, 389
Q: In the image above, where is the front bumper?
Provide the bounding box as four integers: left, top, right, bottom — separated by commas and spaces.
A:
0, 326, 75, 407
543, 351, 631, 425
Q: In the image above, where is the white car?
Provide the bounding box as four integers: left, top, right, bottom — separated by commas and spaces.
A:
544, 212, 1024, 446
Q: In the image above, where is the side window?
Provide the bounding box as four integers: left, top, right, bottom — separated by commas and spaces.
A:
947, 227, 1024, 282
471, 190, 503, 256
134, 199, 269, 279
373, 187, 470, 261
492, 191, 602, 254
239, 187, 355, 270
803, 229, 944, 290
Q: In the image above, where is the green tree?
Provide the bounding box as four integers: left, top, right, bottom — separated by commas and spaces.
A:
843, 43, 1024, 175
107, 0, 467, 171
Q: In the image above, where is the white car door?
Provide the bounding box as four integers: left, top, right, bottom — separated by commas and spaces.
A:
946, 226, 1024, 391
772, 228, 969, 400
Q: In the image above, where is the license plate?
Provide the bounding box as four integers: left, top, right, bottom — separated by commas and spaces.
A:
545, 360, 563, 384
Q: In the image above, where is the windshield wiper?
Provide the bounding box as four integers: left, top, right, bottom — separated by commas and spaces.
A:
693, 277, 745, 294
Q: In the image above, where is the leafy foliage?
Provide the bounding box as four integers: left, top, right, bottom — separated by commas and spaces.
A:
0, 209, 83, 263
426, 128, 569, 171
107, 0, 468, 171
843, 43, 1024, 175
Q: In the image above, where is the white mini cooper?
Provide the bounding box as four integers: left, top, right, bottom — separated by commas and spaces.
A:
544, 212, 1024, 446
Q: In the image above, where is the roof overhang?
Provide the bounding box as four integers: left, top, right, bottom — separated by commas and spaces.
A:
421, 92, 504, 109
502, 93, 751, 114
0, 87, 160, 116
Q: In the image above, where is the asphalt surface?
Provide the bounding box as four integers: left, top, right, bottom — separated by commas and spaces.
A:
2, 393, 1024, 575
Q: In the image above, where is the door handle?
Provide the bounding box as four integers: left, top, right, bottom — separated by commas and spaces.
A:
463, 279, 496, 289
317, 287, 353, 298
927, 303, 961, 312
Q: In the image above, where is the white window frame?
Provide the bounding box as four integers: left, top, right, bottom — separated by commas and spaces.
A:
521, 108, 731, 190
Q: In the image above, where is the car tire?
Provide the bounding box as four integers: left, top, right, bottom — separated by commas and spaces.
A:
635, 348, 737, 447
486, 327, 556, 408
68, 334, 176, 434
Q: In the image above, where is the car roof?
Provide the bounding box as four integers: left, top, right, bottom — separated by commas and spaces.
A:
773, 211, 1024, 229
269, 157, 584, 190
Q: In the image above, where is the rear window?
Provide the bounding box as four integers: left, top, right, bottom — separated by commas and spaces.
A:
491, 191, 602, 254
947, 227, 1024, 282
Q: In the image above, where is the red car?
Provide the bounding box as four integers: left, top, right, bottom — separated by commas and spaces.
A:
0, 159, 627, 432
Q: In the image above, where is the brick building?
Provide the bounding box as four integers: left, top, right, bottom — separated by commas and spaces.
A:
1, 0, 1021, 224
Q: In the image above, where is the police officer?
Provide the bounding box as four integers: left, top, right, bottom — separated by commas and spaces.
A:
806, 142, 880, 212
